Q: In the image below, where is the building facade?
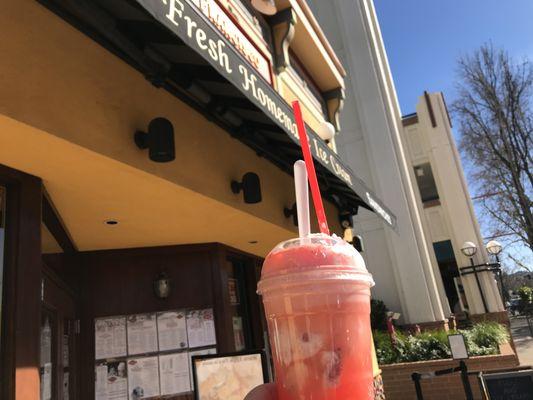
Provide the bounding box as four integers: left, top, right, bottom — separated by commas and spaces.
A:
308, 1, 505, 327
308, 0, 450, 328
402, 92, 505, 319
0, 1, 396, 400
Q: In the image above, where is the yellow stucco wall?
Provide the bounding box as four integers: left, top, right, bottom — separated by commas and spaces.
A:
0, 0, 342, 255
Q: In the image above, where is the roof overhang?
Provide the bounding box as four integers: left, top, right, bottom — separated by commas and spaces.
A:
38, 0, 397, 230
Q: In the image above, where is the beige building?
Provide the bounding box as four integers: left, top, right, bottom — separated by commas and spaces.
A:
309, 1, 505, 328
402, 92, 505, 318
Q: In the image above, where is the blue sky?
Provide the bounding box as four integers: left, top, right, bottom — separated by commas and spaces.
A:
373, 0, 533, 268
374, 0, 533, 117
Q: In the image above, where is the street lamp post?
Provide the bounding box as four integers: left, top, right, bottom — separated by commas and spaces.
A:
460, 242, 489, 313
486, 240, 506, 305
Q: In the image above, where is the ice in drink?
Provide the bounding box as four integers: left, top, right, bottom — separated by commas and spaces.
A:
258, 234, 375, 400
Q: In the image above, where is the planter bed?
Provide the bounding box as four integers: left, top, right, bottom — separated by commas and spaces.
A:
380, 343, 518, 400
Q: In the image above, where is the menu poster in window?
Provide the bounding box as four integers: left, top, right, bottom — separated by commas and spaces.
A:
40, 318, 52, 367
127, 314, 158, 355
63, 335, 69, 367
63, 372, 70, 400
186, 309, 216, 348
157, 311, 188, 352
40, 363, 52, 400
95, 364, 108, 400
127, 356, 160, 400
228, 278, 239, 305
188, 348, 217, 389
159, 353, 191, 395
233, 316, 245, 351
95, 361, 128, 400
95, 317, 127, 360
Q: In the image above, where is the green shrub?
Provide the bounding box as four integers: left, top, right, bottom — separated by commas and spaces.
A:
461, 322, 509, 356
371, 299, 389, 331
373, 322, 508, 365
518, 286, 533, 305
373, 330, 397, 365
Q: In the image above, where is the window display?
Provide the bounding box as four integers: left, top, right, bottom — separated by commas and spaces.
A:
94, 308, 217, 398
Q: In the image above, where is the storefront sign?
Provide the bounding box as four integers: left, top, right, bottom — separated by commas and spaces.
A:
135, 0, 397, 229
190, 0, 271, 84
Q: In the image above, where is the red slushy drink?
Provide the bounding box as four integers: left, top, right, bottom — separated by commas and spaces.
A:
258, 234, 375, 400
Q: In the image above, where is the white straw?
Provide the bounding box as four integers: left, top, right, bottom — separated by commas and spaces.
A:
294, 160, 311, 238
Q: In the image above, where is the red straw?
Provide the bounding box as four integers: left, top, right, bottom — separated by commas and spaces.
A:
292, 101, 330, 235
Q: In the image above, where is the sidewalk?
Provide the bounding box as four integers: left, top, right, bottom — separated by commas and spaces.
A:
510, 316, 533, 366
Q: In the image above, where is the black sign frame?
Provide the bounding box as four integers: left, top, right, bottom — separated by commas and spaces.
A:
191, 349, 268, 400
480, 369, 533, 400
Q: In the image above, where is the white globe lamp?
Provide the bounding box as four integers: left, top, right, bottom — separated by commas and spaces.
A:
486, 240, 503, 256
460, 241, 478, 258
317, 121, 336, 141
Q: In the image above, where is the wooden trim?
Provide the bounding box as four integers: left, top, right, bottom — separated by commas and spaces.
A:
293, 0, 346, 77
79, 242, 221, 259
211, 245, 237, 352
42, 192, 77, 254
0, 163, 42, 400
424, 91, 437, 128
42, 262, 79, 302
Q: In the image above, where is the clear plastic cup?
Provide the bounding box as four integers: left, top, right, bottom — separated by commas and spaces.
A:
258, 234, 375, 400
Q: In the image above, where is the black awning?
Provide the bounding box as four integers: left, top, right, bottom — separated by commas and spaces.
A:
39, 0, 396, 229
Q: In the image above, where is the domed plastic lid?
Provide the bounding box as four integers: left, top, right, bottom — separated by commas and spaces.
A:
259, 233, 374, 289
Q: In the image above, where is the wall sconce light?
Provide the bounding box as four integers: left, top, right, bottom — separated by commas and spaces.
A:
251, 0, 277, 15
351, 235, 364, 253
153, 272, 171, 299
231, 172, 262, 204
284, 203, 298, 226
135, 118, 175, 163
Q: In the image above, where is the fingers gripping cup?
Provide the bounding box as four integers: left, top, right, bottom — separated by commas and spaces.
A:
258, 234, 375, 400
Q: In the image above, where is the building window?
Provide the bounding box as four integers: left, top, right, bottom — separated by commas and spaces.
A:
288, 50, 328, 117
414, 163, 440, 204
432, 240, 464, 313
